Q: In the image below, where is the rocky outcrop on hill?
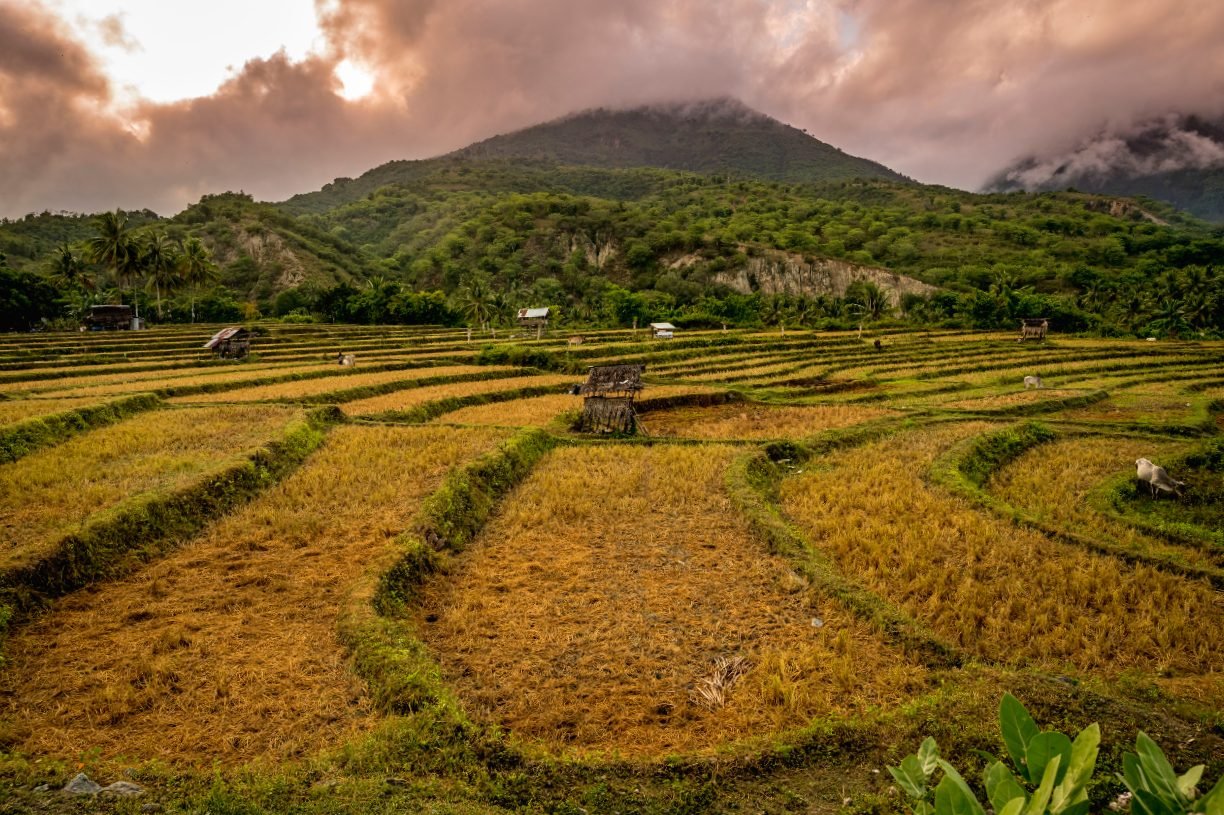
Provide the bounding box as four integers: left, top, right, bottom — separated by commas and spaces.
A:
705, 250, 938, 306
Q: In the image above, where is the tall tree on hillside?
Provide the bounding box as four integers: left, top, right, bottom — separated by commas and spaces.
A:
88, 210, 143, 320
48, 244, 95, 293
456, 273, 495, 330
143, 232, 179, 321
178, 237, 218, 323
846, 280, 892, 320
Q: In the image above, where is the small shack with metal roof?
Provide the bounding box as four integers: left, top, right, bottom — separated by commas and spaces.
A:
516, 304, 550, 335
649, 322, 676, 339
577, 363, 645, 433
203, 326, 252, 359
84, 305, 134, 331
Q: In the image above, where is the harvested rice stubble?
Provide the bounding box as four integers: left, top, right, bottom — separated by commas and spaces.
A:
413, 444, 927, 756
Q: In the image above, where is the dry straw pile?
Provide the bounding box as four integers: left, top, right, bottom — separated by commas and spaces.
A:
414, 444, 926, 756
0, 425, 509, 764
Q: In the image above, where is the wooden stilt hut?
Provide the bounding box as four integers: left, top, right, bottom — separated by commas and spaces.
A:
1018, 318, 1049, 341
578, 364, 645, 434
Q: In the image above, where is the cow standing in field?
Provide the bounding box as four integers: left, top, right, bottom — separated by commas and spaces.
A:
1023, 375, 1043, 389
1135, 458, 1185, 498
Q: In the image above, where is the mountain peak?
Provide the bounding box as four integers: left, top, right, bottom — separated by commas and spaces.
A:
447, 97, 905, 184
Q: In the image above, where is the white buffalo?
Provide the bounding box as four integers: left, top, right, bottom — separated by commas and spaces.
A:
1135, 458, 1185, 498
1023, 375, 1043, 389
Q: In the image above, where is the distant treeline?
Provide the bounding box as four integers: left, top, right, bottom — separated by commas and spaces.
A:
2, 163, 1223, 337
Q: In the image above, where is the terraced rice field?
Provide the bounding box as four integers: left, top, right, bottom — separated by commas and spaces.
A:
1, 405, 300, 570
779, 423, 1224, 681
415, 444, 927, 755
642, 402, 895, 439
0, 425, 509, 763
0, 396, 107, 425
343, 373, 576, 416
0, 322, 1221, 813
175, 364, 508, 403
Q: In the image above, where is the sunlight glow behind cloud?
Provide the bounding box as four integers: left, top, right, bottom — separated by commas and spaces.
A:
334, 58, 375, 100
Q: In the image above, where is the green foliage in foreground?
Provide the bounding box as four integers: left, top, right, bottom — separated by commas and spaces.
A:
891, 694, 1224, 815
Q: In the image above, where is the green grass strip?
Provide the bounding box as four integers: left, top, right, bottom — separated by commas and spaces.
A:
0, 393, 162, 464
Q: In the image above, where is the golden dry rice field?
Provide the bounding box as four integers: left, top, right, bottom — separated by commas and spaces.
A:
0, 322, 1221, 813
415, 445, 927, 755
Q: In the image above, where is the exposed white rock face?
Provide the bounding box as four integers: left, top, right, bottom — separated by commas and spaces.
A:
709, 249, 938, 307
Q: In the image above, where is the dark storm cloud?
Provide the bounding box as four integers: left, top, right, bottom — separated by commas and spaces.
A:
2, 0, 1223, 217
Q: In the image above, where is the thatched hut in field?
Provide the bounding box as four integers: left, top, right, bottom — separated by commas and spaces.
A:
578, 364, 645, 433
650, 322, 676, 339
204, 326, 252, 359
1019, 318, 1048, 340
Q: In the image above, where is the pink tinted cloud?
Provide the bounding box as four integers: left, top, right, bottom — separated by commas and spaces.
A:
2, 0, 1222, 218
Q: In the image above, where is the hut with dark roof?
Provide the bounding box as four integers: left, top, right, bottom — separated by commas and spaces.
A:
84, 305, 134, 330
577, 363, 645, 433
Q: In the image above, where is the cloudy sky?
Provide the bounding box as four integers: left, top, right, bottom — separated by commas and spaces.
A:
2, 0, 1223, 218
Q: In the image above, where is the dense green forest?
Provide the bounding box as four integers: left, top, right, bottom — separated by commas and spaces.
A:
2, 159, 1223, 336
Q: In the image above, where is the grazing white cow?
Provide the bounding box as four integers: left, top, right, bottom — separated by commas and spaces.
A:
1023, 375, 1043, 389
1135, 458, 1185, 498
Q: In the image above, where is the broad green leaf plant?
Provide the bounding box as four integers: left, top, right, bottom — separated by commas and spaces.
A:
889, 694, 1223, 815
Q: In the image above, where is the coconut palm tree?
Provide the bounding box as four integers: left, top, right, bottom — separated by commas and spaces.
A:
143, 232, 179, 321
1149, 298, 1191, 339
87, 210, 143, 320
456, 273, 495, 330
847, 280, 892, 320
48, 244, 95, 293
177, 236, 218, 323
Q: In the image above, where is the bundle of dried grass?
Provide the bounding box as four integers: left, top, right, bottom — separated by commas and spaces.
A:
691, 655, 750, 710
